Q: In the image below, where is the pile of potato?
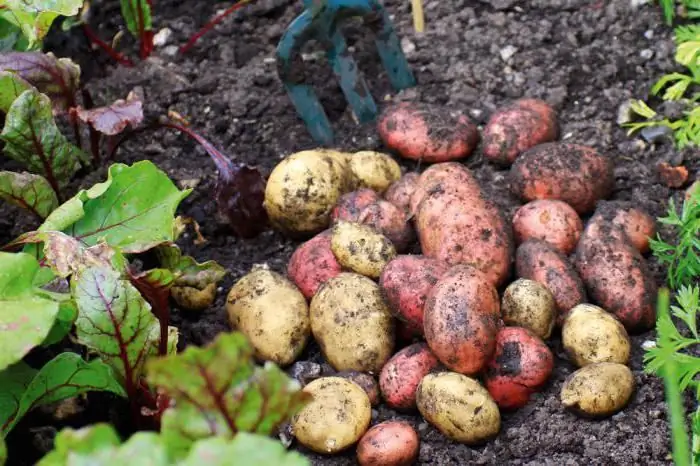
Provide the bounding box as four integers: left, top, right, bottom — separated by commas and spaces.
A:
226, 98, 660, 464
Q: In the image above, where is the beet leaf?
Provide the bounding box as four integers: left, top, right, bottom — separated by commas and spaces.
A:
119, 0, 154, 59
0, 71, 32, 112
75, 95, 143, 136
183, 433, 309, 465
0, 171, 58, 219
155, 243, 226, 290
128, 268, 176, 357
0, 435, 5, 465
0, 0, 83, 50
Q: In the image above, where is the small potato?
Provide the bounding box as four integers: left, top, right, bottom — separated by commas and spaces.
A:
310, 273, 395, 372
416, 372, 500, 444
226, 266, 310, 367
562, 304, 630, 367
332, 189, 381, 221
287, 230, 342, 299
501, 278, 556, 339
379, 343, 440, 410
336, 371, 380, 406
349, 151, 401, 194
171, 283, 217, 311
512, 199, 583, 254
384, 173, 419, 214
377, 102, 480, 163
331, 221, 397, 279
560, 362, 635, 418
484, 327, 554, 409
357, 421, 419, 466
588, 201, 656, 254
292, 377, 371, 454
409, 162, 482, 215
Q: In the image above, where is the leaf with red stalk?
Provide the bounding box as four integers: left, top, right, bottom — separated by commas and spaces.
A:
76, 94, 143, 136
0, 171, 59, 219
120, 0, 154, 59
179, 0, 253, 55
128, 268, 175, 357
81, 24, 135, 67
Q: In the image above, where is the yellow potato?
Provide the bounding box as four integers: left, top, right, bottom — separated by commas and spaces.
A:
171, 283, 217, 311
226, 265, 310, 367
264, 150, 352, 236
292, 376, 371, 454
331, 220, 396, 279
562, 304, 630, 367
416, 372, 500, 444
501, 278, 556, 339
349, 151, 402, 194
310, 273, 394, 372
560, 362, 635, 417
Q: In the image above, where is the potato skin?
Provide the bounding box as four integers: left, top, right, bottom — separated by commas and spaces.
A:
292, 377, 371, 454
226, 266, 310, 367
335, 371, 380, 406
501, 278, 556, 339
357, 421, 419, 466
379, 343, 440, 410
409, 162, 482, 215
483, 327, 554, 409
378, 102, 480, 163
562, 304, 630, 367
424, 265, 501, 375
515, 239, 587, 324
482, 98, 558, 167
588, 200, 656, 254
171, 283, 217, 311
330, 221, 397, 279
509, 143, 615, 214
416, 372, 500, 444
379, 255, 449, 335
331, 189, 381, 221
512, 199, 583, 254
287, 230, 342, 299
349, 151, 401, 194
384, 173, 419, 214
560, 362, 635, 418
310, 273, 395, 372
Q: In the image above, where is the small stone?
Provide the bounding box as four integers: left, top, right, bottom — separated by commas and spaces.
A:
178, 178, 201, 190
630, 0, 651, 8
288, 361, 322, 386
153, 28, 172, 47
499, 45, 518, 62
641, 125, 673, 144
418, 422, 429, 432
401, 37, 416, 54
644, 29, 654, 40
617, 100, 635, 125
640, 49, 654, 60
162, 45, 179, 57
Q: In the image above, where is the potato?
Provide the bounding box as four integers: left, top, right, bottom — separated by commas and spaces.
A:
331, 221, 396, 279
332, 189, 381, 221
384, 172, 419, 214
409, 162, 482, 215
416, 372, 500, 444
379, 343, 440, 410
562, 304, 630, 367
515, 239, 587, 324
226, 266, 310, 366
588, 200, 656, 254
501, 278, 556, 339
287, 230, 342, 299
349, 151, 401, 194
357, 421, 419, 466
424, 265, 501, 375
510, 142, 615, 214
483, 327, 554, 409
292, 376, 371, 454
336, 371, 380, 406
264, 149, 351, 236
560, 362, 635, 417
377, 102, 480, 163
512, 199, 583, 254
482, 98, 558, 167
379, 255, 449, 335
171, 283, 217, 311
310, 273, 394, 372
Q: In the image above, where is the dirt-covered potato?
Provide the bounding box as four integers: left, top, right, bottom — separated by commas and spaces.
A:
416, 372, 501, 444
379, 343, 440, 410
510, 142, 615, 214
512, 199, 583, 254
357, 421, 419, 466
264, 149, 351, 236
409, 162, 482, 215
310, 273, 394, 372
482, 98, 558, 167
292, 376, 371, 454
562, 304, 630, 367
171, 283, 217, 311
501, 278, 556, 339
560, 362, 635, 417
226, 266, 310, 366
588, 200, 656, 254
377, 102, 480, 163
335, 371, 380, 406
287, 230, 342, 299
331, 221, 396, 279
384, 172, 419, 214
332, 188, 381, 221
349, 151, 401, 194
484, 327, 554, 409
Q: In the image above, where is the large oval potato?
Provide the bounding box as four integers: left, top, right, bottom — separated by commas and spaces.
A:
310, 273, 395, 372
331, 221, 396, 279
416, 372, 500, 444
560, 362, 635, 418
349, 151, 401, 194
357, 421, 419, 466
409, 162, 482, 215
226, 266, 310, 366
501, 278, 556, 339
171, 283, 217, 311
512, 199, 583, 254
287, 229, 342, 299
379, 342, 440, 410
588, 200, 656, 254
384, 172, 419, 214
292, 377, 371, 454
562, 304, 630, 367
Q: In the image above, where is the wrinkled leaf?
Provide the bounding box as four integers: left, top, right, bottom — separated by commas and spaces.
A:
76, 96, 143, 136
0, 352, 126, 436
0, 361, 36, 436
155, 244, 226, 290
0, 70, 32, 112
0, 171, 58, 219
181, 433, 309, 466
1, 1, 83, 48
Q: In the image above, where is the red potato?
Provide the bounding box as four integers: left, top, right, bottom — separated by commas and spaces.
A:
379, 255, 450, 335
379, 343, 440, 410
331, 188, 381, 221
377, 102, 480, 163
588, 201, 656, 254
409, 162, 482, 215
482, 98, 559, 167
335, 371, 380, 406
423, 265, 501, 375
287, 230, 342, 299
515, 239, 587, 324
384, 172, 420, 215
509, 142, 615, 214
483, 327, 554, 409
357, 421, 419, 466
512, 199, 583, 254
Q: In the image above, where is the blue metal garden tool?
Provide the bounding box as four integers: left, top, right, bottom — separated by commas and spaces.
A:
277, 0, 416, 144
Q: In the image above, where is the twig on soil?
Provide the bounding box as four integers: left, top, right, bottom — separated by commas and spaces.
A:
82, 24, 136, 67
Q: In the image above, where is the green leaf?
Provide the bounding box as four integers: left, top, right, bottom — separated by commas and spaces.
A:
120, 0, 152, 38
676, 40, 700, 67
0, 14, 29, 52
0, 436, 6, 466
0, 171, 58, 219
1, 0, 83, 47
0, 352, 126, 436
155, 244, 226, 290
42, 299, 77, 346
0, 361, 37, 436
0, 71, 32, 112
0, 251, 61, 371
181, 433, 309, 466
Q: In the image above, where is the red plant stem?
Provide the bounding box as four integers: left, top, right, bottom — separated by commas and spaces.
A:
179, 0, 252, 55
136, 0, 154, 59
82, 24, 135, 67
160, 121, 232, 178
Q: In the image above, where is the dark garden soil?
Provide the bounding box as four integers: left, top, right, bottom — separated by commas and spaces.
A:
3, 0, 699, 464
